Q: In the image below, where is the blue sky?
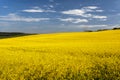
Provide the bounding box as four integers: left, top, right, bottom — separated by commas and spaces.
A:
0, 0, 120, 33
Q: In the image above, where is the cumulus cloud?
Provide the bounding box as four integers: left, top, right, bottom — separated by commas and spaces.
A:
61, 6, 103, 16
92, 15, 107, 19
58, 18, 88, 23
81, 6, 98, 12
62, 9, 85, 16
82, 6, 104, 13
84, 6, 98, 9
61, 6, 106, 21
0, 13, 50, 22
23, 9, 44, 13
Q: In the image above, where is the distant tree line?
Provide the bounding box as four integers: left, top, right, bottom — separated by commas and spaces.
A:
84, 27, 120, 32
0, 32, 35, 39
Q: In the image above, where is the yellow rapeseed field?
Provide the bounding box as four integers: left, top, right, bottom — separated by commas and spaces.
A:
0, 30, 120, 80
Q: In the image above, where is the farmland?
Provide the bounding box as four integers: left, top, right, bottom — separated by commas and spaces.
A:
0, 30, 120, 80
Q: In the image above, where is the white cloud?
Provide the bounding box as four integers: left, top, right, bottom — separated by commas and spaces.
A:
23, 7, 56, 13
61, 6, 107, 21
75, 24, 120, 29
109, 24, 120, 28
0, 13, 50, 22
82, 6, 104, 13
92, 15, 107, 19
81, 6, 99, 12
62, 9, 85, 16
81, 14, 92, 17
84, 6, 98, 10
0, 22, 12, 27
59, 18, 88, 23
99, 18, 107, 21
95, 10, 104, 12
23, 9, 44, 13
62, 9, 107, 19
75, 25, 108, 28
82, 25, 107, 28
43, 5, 54, 10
